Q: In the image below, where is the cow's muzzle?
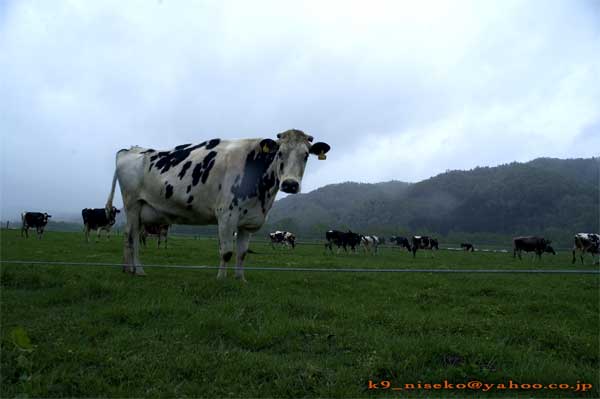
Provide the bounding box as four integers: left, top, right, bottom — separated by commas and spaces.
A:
281, 179, 300, 194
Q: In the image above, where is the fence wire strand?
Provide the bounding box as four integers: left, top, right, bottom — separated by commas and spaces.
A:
1, 260, 598, 274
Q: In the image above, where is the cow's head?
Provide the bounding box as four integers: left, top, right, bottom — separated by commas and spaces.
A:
268, 129, 330, 194
106, 206, 120, 224
545, 245, 556, 255
43, 213, 51, 223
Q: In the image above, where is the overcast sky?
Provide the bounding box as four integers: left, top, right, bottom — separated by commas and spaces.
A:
1, 0, 599, 219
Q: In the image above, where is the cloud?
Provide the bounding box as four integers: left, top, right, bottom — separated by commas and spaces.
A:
1, 0, 599, 218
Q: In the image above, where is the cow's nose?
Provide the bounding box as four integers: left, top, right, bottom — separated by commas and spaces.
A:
281, 179, 299, 194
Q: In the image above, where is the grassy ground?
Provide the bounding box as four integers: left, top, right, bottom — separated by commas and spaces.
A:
1, 229, 598, 398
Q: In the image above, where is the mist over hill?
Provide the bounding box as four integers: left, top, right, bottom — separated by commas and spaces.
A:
264, 157, 599, 245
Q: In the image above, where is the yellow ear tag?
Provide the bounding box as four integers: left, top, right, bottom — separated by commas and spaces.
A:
262, 144, 270, 153
318, 151, 327, 160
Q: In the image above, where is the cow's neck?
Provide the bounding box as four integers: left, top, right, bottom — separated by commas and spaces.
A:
230, 149, 280, 215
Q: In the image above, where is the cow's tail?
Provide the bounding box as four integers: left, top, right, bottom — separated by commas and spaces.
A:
105, 168, 118, 215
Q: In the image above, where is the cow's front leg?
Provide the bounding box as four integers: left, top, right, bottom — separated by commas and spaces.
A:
235, 229, 251, 282
217, 222, 236, 280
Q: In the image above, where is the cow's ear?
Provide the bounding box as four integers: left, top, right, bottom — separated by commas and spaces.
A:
260, 139, 279, 154
309, 142, 331, 160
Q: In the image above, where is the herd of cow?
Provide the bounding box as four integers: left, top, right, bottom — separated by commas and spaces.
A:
19, 210, 600, 266
324, 230, 441, 257
14, 130, 600, 280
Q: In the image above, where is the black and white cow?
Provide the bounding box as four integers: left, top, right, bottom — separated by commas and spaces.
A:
269, 230, 296, 249
21, 212, 51, 239
325, 230, 362, 253
140, 224, 170, 248
82, 207, 120, 242
460, 243, 475, 252
411, 236, 439, 257
106, 129, 330, 279
572, 233, 599, 265
361, 235, 381, 254
389, 236, 412, 251
513, 236, 555, 260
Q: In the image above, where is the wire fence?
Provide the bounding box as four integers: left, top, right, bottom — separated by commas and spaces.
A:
1, 260, 598, 275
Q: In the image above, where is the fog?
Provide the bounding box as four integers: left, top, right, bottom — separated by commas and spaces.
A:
1, 0, 599, 220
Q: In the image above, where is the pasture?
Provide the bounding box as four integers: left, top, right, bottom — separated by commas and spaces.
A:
1, 229, 598, 398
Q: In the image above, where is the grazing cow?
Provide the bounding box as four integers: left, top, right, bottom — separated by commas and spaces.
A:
411, 236, 439, 257
572, 233, 600, 265
460, 243, 475, 252
325, 230, 362, 253
513, 236, 556, 260
140, 224, 170, 248
82, 207, 120, 242
269, 230, 296, 249
389, 236, 412, 251
21, 212, 51, 239
106, 129, 330, 279
361, 235, 381, 254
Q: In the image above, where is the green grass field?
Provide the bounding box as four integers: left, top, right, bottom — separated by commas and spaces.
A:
1, 229, 598, 398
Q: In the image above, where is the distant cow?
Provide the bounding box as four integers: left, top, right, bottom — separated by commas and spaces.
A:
572, 233, 599, 265
513, 236, 555, 260
325, 230, 361, 253
411, 236, 439, 257
390, 236, 412, 251
21, 212, 51, 239
269, 230, 296, 249
461, 243, 475, 252
82, 207, 120, 242
140, 224, 170, 248
361, 235, 381, 254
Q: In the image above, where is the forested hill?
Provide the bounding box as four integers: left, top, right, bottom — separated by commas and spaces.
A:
264, 157, 599, 243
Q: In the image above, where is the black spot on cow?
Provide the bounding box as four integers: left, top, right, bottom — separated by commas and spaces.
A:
230, 148, 278, 213
279, 162, 284, 172
191, 151, 218, 186
223, 252, 233, 262
218, 184, 222, 191
165, 184, 174, 199
187, 196, 194, 204
229, 204, 233, 210
178, 161, 192, 180
205, 139, 221, 150
141, 149, 156, 154
243, 209, 248, 215
148, 163, 154, 172
151, 141, 216, 174
186, 185, 191, 193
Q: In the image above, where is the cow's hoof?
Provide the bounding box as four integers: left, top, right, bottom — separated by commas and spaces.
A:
235, 275, 248, 283
135, 269, 146, 276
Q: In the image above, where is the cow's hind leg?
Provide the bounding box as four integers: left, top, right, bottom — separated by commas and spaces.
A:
217, 221, 236, 280
123, 203, 144, 275
235, 229, 251, 282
